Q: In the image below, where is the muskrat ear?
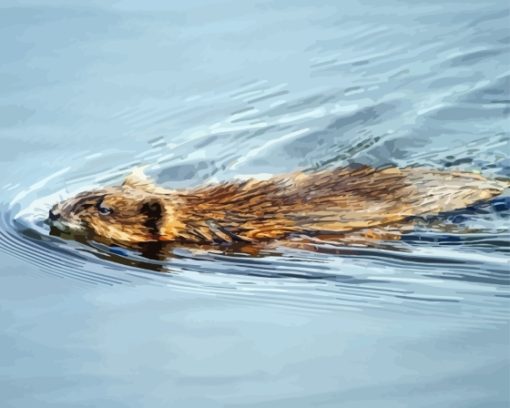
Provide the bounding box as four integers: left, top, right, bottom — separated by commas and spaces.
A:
122, 166, 157, 192
140, 198, 164, 236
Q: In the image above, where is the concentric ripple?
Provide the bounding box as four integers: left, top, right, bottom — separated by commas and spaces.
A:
1, 173, 508, 321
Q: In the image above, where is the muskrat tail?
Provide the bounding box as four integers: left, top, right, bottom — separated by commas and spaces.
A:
402, 168, 509, 216
494, 176, 510, 190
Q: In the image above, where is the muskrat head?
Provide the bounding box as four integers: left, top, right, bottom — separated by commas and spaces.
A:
47, 169, 171, 245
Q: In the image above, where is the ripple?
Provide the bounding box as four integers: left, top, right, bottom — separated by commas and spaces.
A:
0, 173, 508, 321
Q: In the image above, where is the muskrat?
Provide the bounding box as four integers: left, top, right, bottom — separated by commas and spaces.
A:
47, 165, 508, 250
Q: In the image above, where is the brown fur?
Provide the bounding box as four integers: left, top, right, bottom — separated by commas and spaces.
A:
48, 165, 507, 248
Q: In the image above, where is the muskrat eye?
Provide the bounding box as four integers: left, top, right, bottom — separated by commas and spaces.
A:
97, 202, 113, 215
98, 206, 112, 215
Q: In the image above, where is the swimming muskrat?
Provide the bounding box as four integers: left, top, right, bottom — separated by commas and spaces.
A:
47, 165, 508, 250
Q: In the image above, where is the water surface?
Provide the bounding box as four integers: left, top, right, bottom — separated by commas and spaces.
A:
0, 1, 509, 407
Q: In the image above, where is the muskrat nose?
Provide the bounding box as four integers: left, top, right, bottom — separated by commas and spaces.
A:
48, 209, 61, 221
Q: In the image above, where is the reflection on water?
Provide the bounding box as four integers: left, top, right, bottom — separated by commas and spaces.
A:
0, 0, 509, 406
2, 196, 509, 321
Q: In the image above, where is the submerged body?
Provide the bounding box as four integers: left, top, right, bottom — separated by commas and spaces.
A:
48, 166, 507, 249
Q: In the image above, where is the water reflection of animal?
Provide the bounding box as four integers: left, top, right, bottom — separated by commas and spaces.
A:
47, 165, 508, 252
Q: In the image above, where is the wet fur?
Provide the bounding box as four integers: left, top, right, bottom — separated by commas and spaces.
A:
48, 165, 508, 249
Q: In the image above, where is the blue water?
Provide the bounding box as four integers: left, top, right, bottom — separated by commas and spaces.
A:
1, 1, 509, 407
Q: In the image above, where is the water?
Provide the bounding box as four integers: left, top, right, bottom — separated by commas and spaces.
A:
1, 1, 509, 406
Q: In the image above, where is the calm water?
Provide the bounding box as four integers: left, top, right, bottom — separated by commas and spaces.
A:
1, 1, 509, 407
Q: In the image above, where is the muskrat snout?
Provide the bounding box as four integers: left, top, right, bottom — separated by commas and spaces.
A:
46, 203, 79, 235
48, 208, 61, 221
